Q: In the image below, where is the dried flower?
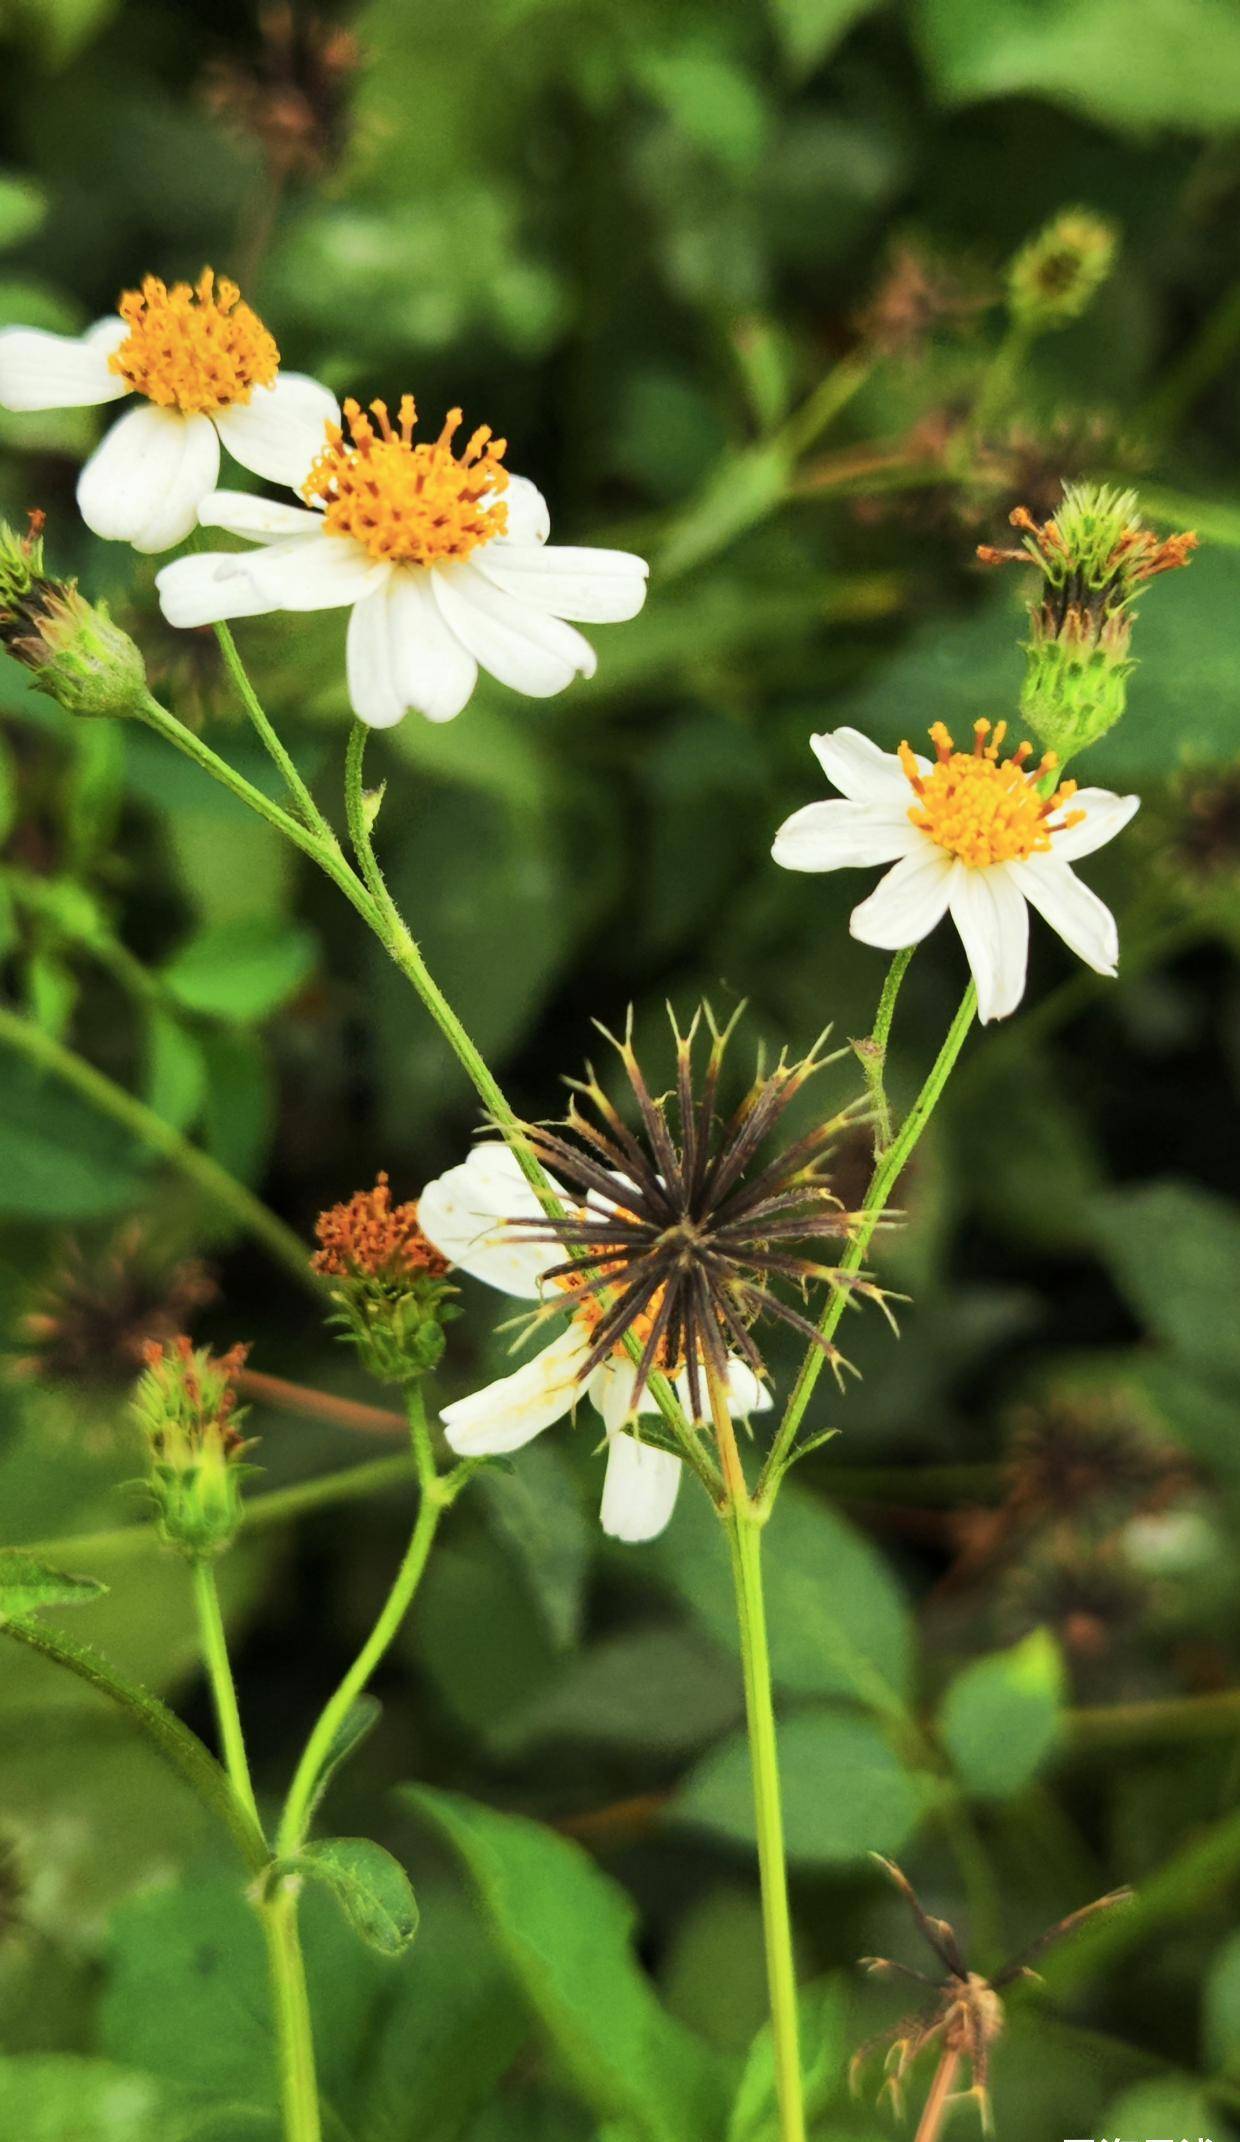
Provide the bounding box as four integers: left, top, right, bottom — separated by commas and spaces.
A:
313, 1172, 456, 1385
132, 1337, 255, 1558
858, 243, 988, 362
979, 482, 1196, 757
853, 1856, 1130, 2135
1157, 760, 1240, 893
201, 3, 361, 184
9, 1226, 217, 1396
1006, 208, 1117, 335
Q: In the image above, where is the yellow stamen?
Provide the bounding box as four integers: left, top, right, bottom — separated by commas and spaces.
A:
109, 269, 279, 415
301, 395, 509, 566
898, 719, 1086, 868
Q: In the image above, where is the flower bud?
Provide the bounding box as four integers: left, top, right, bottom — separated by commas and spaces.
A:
312, 1173, 456, 1385
1006, 207, 1117, 335
978, 483, 1196, 757
0, 513, 145, 718
132, 1337, 255, 1558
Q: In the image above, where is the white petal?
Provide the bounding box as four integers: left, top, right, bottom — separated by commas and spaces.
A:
198, 489, 325, 542
772, 798, 920, 873
440, 1324, 591, 1456
213, 372, 340, 487
949, 866, 1030, 1024
1047, 789, 1140, 861
77, 406, 220, 553
418, 1143, 561, 1298
493, 474, 550, 545
431, 561, 597, 698
235, 532, 389, 611
476, 543, 649, 623
346, 584, 405, 731
848, 845, 957, 949
387, 570, 479, 724
156, 549, 285, 629
810, 727, 922, 806
0, 316, 129, 411
600, 1433, 682, 1543
675, 1355, 774, 1423
1008, 857, 1119, 975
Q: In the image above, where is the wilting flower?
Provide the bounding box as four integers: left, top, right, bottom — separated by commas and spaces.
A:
773, 722, 1139, 1023
0, 269, 338, 552
418, 1142, 770, 1543
853, 1857, 1130, 2134
155, 394, 649, 727
312, 1171, 456, 1385
132, 1336, 256, 1558
9, 1223, 216, 1394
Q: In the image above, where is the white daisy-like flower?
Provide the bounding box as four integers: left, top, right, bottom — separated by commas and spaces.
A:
418, 1144, 769, 1544
154, 394, 649, 728
772, 720, 1139, 1024
0, 269, 338, 555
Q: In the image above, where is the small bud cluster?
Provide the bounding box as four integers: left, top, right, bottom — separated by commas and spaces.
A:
1006, 207, 1117, 335
132, 1336, 255, 1558
979, 482, 1196, 757
312, 1173, 455, 1385
0, 514, 145, 719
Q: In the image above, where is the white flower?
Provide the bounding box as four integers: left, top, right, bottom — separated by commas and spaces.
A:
418, 1144, 769, 1543
772, 721, 1139, 1023
0, 270, 338, 554
154, 394, 649, 728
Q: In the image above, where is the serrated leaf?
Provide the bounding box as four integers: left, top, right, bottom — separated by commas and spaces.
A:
0, 1553, 106, 1618
937, 1629, 1065, 1800
289, 1837, 419, 1957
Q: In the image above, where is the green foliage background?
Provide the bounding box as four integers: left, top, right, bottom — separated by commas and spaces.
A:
2, 0, 1240, 2135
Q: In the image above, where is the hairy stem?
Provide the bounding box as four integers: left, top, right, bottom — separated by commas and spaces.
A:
854, 946, 914, 1154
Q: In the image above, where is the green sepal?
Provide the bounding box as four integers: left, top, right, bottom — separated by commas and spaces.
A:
0, 1551, 107, 1619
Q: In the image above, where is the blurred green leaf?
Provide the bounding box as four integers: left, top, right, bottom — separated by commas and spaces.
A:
495, 1625, 741, 1757
161, 918, 317, 1025
671, 1706, 928, 1867
769, 0, 881, 76
199, 1027, 275, 1185
1204, 1925, 1240, 2065
1102, 2077, 1227, 2142
937, 1630, 1065, 1799
287, 1836, 419, 1958
0, 1552, 105, 1618
475, 1439, 591, 1653
405, 1787, 729, 2142
727, 1975, 846, 2141
1093, 1180, 1240, 1387
0, 2056, 181, 2142
143, 1011, 207, 1134
0, 1052, 147, 1218
0, 173, 46, 248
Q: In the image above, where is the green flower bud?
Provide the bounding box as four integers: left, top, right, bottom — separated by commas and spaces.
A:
312, 1173, 457, 1386
0, 513, 145, 718
132, 1337, 256, 1558
979, 483, 1196, 757
1007, 207, 1117, 335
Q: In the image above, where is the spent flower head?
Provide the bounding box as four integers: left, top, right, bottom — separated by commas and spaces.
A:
132, 1336, 254, 1559
493, 1007, 891, 1423
10, 1225, 217, 1397
853, 1856, 1131, 2135
979, 482, 1196, 757
1006, 207, 1117, 335
0, 513, 145, 718
312, 1172, 456, 1385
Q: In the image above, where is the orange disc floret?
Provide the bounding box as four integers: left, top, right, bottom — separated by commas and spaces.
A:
898, 718, 1085, 869
301, 395, 509, 566
312, 1173, 450, 1285
137, 1334, 250, 1452
109, 270, 279, 415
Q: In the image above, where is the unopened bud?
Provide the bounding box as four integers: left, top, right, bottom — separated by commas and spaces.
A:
133, 1337, 255, 1558
312, 1173, 456, 1385
979, 483, 1196, 756
0, 513, 145, 718
1007, 208, 1117, 335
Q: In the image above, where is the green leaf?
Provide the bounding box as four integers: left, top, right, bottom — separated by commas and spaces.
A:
476, 1439, 591, 1652
937, 1630, 1065, 1800
660, 442, 791, 579
144, 1010, 207, 1134
0, 2055, 180, 2142
0, 173, 46, 250
495, 1626, 741, 1759
1102, 2077, 1224, 2142
404, 1786, 728, 2142
289, 1837, 419, 1957
672, 1707, 927, 1867
0, 1552, 105, 1619
769, 0, 881, 76
1204, 1925, 1240, 2065
653, 1482, 912, 1709
162, 916, 317, 1023
0, 1050, 147, 1219
303, 1694, 381, 1829
1093, 1180, 1240, 1387
199, 1027, 275, 1185
727, 1975, 846, 2141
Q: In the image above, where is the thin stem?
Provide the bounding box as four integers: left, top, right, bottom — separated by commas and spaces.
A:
968, 321, 1031, 440
0, 996, 316, 1294
234, 1366, 407, 1438
760, 980, 977, 1499
192, 1557, 261, 1830
853, 947, 914, 1154
277, 1384, 448, 1856
913, 2047, 962, 2142
727, 1504, 806, 2142
211, 612, 336, 845
260, 1884, 322, 2142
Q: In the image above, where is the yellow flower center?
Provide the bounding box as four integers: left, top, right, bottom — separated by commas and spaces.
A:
899, 719, 1085, 867
301, 396, 509, 566
109, 269, 279, 416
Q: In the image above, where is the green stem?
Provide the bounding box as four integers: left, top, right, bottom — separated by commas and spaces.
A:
968, 322, 1032, 440
760, 980, 977, 1499
853, 946, 914, 1154
192, 1557, 261, 1829
0, 996, 316, 1294
728, 1508, 806, 2142
277, 1385, 448, 1856
211, 614, 335, 845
